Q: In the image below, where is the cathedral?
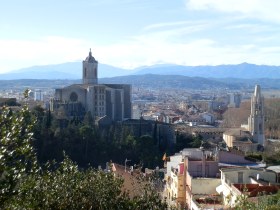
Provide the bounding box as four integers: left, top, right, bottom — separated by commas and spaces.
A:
52, 49, 132, 121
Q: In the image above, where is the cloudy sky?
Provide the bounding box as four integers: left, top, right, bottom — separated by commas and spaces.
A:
0, 0, 280, 73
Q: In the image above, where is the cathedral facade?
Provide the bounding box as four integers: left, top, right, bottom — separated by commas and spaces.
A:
53, 50, 131, 121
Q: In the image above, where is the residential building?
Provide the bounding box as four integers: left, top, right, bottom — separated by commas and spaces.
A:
164, 147, 268, 209
223, 128, 258, 152
165, 148, 221, 209
217, 167, 279, 207
228, 93, 242, 108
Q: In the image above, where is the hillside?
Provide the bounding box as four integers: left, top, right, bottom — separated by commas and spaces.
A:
1, 75, 280, 90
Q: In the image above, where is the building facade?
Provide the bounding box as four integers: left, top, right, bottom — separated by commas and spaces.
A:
53, 50, 131, 121
248, 85, 265, 145
218, 167, 279, 207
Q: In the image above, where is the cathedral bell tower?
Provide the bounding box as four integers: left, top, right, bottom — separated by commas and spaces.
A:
248, 85, 265, 146
83, 49, 98, 84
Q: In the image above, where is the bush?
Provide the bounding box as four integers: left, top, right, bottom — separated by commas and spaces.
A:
0, 91, 168, 210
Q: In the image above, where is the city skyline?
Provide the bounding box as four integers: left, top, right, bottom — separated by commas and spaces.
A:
1, 0, 280, 73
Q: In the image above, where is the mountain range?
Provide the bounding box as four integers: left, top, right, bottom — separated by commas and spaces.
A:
1, 62, 280, 80
1, 75, 280, 91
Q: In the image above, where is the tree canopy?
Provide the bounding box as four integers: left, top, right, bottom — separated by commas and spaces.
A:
0, 91, 168, 209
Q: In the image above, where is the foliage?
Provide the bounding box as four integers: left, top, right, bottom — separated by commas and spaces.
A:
245, 153, 263, 162
222, 101, 251, 128
190, 135, 203, 148
263, 151, 280, 165
0, 90, 38, 204
33, 112, 168, 169
175, 132, 205, 151
0, 91, 169, 209
234, 190, 280, 210
234, 194, 257, 210
265, 98, 280, 139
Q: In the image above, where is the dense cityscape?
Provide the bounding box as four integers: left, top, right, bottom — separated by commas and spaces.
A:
1, 50, 280, 209
1, 1, 280, 209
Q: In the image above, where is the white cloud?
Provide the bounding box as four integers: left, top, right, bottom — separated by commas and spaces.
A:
143, 21, 201, 31
0, 36, 89, 73
1, 25, 280, 74
186, 0, 280, 22
96, 33, 280, 68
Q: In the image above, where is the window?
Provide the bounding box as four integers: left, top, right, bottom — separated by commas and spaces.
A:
238, 172, 243, 183
69, 92, 78, 102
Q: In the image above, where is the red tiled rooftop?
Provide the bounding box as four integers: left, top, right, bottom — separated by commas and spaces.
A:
112, 163, 148, 198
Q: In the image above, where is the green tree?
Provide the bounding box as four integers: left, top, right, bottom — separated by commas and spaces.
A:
137, 135, 161, 169
0, 90, 38, 204
190, 135, 203, 148
1, 90, 169, 209
79, 125, 94, 162
83, 111, 93, 126
234, 190, 280, 210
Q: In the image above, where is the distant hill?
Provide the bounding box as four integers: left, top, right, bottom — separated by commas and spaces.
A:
2, 75, 280, 91
133, 63, 280, 79
1, 62, 280, 80
0, 62, 133, 79
101, 75, 280, 90
101, 74, 234, 89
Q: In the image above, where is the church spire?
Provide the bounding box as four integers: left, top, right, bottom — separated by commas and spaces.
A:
85, 48, 96, 63
248, 84, 265, 146
254, 84, 261, 103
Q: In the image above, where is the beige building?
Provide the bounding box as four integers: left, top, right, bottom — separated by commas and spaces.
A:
223, 128, 258, 152
53, 50, 131, 121
167, 162, 185, 207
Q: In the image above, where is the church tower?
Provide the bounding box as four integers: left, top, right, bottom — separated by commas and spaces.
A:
83, 49, 98, 84
248, 85, 265, 145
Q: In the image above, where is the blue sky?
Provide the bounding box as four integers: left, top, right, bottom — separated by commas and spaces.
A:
1, 0, 280, 73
